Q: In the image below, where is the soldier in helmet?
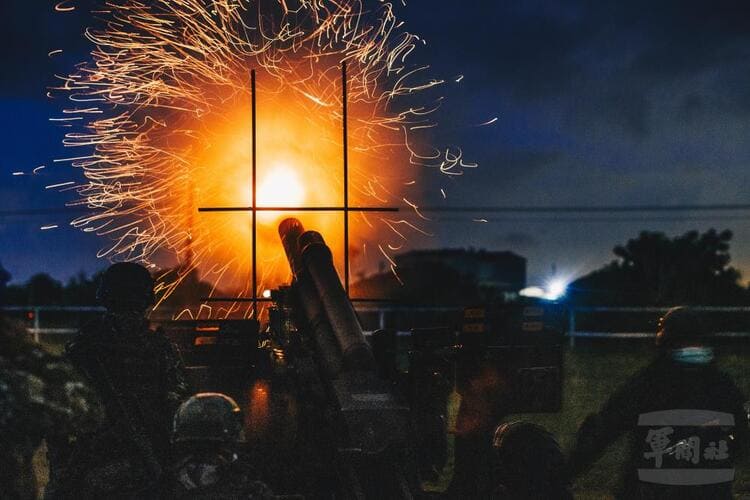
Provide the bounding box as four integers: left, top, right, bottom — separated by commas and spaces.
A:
568, 306, 748, 499
52, 262, 189, 497
0, 317, 103, 499
170, 392, 276, 499
490, 421, 572, 500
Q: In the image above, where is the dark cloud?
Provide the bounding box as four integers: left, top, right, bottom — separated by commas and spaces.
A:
413, 0, 750, 139
486, 15, 589, 99
678, 94, 705, 124
406, 1, 590, 98
614, 0, 750, 78
720, 67, 750, 117
497, 231, 538, 249
0, 2, 93, 97
484, 150, 561, 183
570, 86, 652, 139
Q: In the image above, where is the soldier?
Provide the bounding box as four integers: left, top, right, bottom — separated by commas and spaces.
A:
490, 421, 572, 500
568, 306, 748, 499
0, 317, 103, 499
54, 262, 189, 497
170, 392, 276, 499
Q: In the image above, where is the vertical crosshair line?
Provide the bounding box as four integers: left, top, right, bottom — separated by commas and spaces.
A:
342, 62, 349, 295
251, 69, 258, 319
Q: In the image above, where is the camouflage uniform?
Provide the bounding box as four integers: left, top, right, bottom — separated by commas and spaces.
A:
569, 308, 748, 499
46, 262, 190, 497
55, 312, 189, 497
569, 356, 747, 499
0, 318, 103, 499
170, 393, 277, 499
172, 454, 276, 499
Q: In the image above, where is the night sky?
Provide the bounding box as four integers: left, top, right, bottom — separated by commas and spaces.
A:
2, 1, 750, 288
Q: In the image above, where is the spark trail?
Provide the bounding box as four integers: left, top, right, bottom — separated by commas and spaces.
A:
53, 0, 476, 316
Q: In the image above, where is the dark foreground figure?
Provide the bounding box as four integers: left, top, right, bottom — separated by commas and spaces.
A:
490, 421, 572, 500
0, 317, 103, 499
47, 262, 189, 498
569, 307, 748, 499
171, 392, 276, 499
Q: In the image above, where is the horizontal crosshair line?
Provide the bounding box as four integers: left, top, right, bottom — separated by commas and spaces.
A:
198, 206, 399, 212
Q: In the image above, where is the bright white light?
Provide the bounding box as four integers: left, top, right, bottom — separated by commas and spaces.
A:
519, 286, 546, 298
520, 280, 568, 301
545, 279, 567, 301
257, 165, 305, 207
262, 289, 272, 299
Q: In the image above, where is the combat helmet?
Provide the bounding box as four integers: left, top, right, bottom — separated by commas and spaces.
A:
655, 306, 710, 348
172, 393, 244, 444
97, 262, 155, 311
491, 421, 569, 499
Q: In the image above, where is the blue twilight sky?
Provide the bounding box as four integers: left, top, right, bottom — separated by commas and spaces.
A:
2, 1, 750, 287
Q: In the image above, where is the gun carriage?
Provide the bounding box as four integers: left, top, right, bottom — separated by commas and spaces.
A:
162, 218, 564, 498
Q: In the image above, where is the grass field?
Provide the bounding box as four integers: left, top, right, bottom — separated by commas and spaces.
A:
506, 343, 750, 499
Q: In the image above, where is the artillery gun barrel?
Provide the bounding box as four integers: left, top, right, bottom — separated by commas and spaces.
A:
279, 219, 414, 497
279, 218, 344, 378
297, 229, 376, 372
279, 218, 306, 277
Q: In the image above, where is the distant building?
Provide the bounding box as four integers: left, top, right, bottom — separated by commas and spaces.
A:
395, 249, 526, 292
352, 248, 526, 303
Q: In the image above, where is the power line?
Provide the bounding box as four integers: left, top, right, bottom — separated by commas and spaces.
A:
435, 215, 750, 223
3, 203, 750, 219
419, 203, 750, 213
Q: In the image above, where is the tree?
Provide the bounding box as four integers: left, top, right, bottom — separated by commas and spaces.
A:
2, 271, 105, 306
26, 274, 64, 306
62, 271, 103, 305
570, 229, 746, 306
0, 261, 10, 306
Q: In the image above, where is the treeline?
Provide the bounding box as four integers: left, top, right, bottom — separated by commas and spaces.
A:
1, 270, 104, 306
0, 266, 214, 310
569, 229, 750, 306
1, 228, 749, 308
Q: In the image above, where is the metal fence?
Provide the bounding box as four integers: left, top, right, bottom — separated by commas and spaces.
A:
0, 304, 460, 341
4, 305, 750, 346
568, 306, 750, 347
1, 306, 104, 342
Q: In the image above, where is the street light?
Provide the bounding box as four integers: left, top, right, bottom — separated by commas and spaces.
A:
545, 278, 567, 301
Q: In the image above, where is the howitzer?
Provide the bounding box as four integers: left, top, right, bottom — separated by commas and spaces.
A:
167, 220, 563, 498
273, 218, 415, 499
